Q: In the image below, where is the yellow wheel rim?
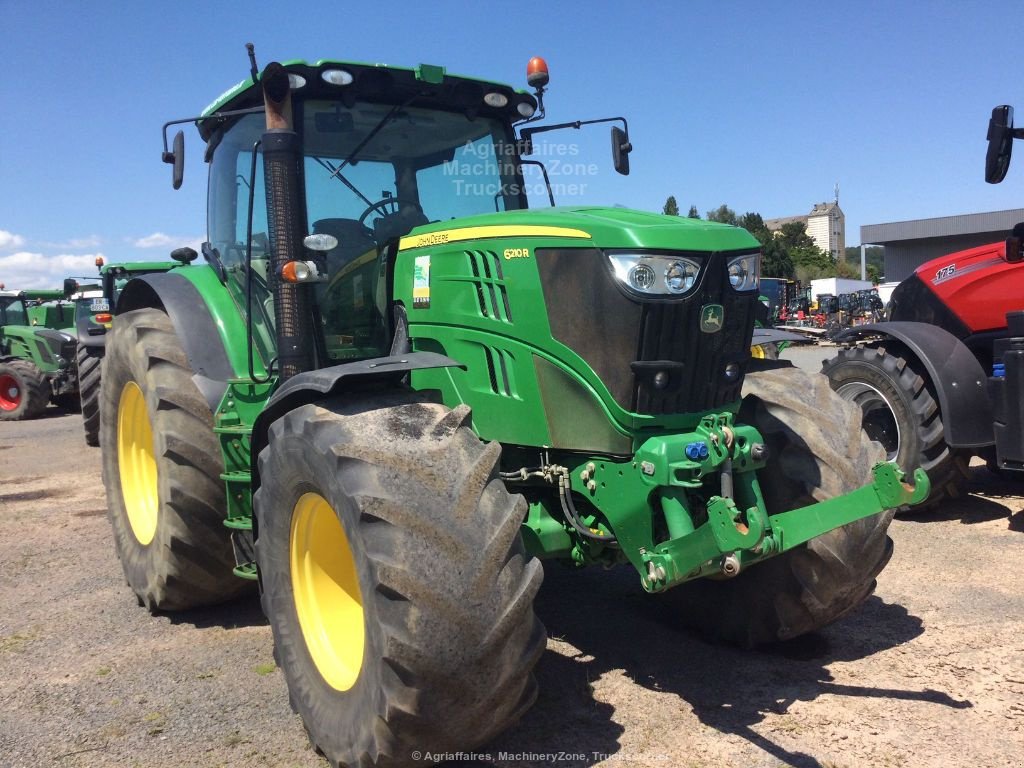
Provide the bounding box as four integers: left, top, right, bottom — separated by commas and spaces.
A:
290, 492, 365, 691
751, 344, 766, 359
117, 381, 159, 545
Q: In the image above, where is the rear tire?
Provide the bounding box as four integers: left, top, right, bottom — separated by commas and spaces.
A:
78, 345, 103, 445
822, 344, 970, 508
100, 308, 248, 610
660, 363, 894, 646
255, 395, 545, 768
0, 359, 50, 421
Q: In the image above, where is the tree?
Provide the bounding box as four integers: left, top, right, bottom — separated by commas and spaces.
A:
687, 205, 700, 219
844, 245, 885, 280
834, 259, 859, 279
706, 204, 737, 226
761, 238, 794, 278
738, 212, 770, 245
662, 196, 680, 216
778, 221, 818, 252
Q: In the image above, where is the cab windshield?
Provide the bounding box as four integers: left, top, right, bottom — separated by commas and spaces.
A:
0, 297, 28, 326
207, 98, 525, 366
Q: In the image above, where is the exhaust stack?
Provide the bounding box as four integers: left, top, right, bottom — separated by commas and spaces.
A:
260, 62, 315, 380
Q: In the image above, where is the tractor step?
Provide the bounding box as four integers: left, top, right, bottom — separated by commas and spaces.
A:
232, 562, 259, 580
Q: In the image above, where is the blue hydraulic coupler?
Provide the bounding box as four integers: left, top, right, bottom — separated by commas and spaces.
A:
684, 441, 709, 460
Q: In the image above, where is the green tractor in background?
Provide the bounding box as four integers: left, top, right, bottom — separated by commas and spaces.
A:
66, 257, 185, 445
0, 289, 79, 419
101, 51, 928, 766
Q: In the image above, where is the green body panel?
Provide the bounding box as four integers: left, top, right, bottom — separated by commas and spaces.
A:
27, 302, 75, 331
398, 206, 759, 444
0, 325, 63, 373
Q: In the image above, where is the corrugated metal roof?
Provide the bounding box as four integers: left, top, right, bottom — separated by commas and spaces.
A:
862, 208, 1024, 243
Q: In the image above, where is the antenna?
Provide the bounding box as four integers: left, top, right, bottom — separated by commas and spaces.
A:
246, 43, 259, 83
834, 182, 839, 204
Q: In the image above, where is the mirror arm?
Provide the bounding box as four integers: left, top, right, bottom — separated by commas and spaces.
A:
160, 106, 267, 162
518, 116, 629, 154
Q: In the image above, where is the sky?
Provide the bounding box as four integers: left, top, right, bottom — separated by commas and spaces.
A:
2, 0, 1022, 288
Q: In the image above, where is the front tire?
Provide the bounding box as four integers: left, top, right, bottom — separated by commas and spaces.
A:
100, 308, 248, 610
660, 363, 893, 646
822, 344, 970, 508
0, 359, 50, 421
255, 396, 545, 768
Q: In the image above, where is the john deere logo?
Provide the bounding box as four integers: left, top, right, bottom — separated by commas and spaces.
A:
700, 304, 724, 333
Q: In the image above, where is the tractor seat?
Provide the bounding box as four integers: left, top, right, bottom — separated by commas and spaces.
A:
312, 218, 378, 268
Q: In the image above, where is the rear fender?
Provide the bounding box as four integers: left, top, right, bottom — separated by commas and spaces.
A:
835, 321, 993, 447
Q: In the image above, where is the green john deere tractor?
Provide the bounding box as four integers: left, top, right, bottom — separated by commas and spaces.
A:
101, 52, 928, 766
0, 289, 79, 419
67, 258, 184, 445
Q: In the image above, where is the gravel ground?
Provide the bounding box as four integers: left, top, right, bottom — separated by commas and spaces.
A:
1, 397, 1023, 768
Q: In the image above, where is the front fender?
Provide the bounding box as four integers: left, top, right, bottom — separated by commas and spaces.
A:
249, 352, 464, 491
116, 268, 250, 410
835, 321, 993, 448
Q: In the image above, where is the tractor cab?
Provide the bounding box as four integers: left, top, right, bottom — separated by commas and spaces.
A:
0, 292, 30, 328
196, 62, 541, 370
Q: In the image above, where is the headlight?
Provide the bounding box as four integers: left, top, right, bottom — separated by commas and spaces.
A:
726, 252, 760, 291
608, 253, 702, 296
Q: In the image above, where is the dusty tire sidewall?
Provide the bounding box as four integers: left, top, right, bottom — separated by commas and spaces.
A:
255, 421, 387, 760
100, 320, 176, 600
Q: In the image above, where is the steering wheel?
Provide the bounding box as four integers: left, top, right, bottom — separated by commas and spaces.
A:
357, 197, 422, 226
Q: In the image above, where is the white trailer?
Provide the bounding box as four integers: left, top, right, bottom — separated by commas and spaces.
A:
809, 277, 873, 302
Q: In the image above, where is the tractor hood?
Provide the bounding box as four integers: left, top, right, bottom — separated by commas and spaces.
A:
891, 240, 1024, 334
399, 206, 760, 253
0, 325, 77, 369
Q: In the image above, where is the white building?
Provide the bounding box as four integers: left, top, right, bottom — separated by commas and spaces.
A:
765, 201, 846, 262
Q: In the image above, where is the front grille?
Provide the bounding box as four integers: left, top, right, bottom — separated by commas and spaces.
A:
538, 248, 757, 416
635, 258, 755, 413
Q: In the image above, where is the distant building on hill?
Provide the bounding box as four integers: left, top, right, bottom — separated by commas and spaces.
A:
765, 200, 846, 263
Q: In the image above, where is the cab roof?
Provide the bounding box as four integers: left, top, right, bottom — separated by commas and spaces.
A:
198, 59, 535, 142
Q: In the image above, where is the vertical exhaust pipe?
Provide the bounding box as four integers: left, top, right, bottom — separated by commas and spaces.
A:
260, 62, 315, 381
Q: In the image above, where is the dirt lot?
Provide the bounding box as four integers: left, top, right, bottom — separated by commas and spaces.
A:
2, 404, 1023, 768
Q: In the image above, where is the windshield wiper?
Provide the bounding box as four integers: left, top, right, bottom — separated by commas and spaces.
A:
328, 96, 416, 180
313, 157, 375, 208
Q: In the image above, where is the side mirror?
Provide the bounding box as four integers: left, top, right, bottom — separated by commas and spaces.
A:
162, 130, 185, 190
611, 126, 631, 176
1005, 222, 1024, 264
63, 278, 78, 298
986, 105, 1014, 184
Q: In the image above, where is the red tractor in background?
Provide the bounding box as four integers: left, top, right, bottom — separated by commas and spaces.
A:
823, 105, 1024, 508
